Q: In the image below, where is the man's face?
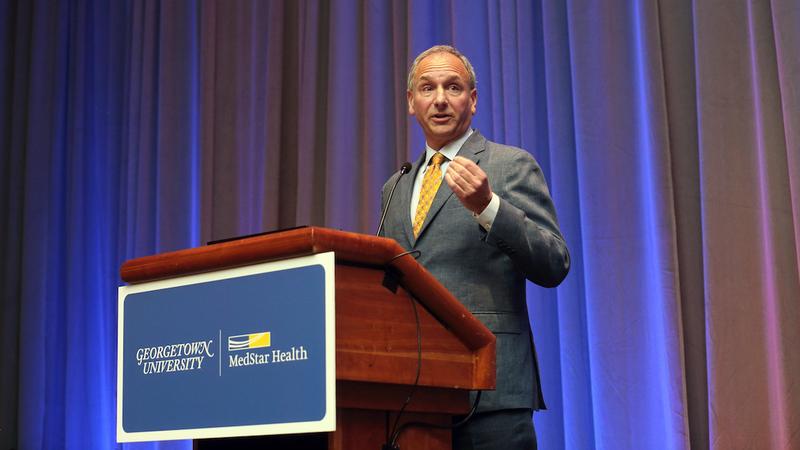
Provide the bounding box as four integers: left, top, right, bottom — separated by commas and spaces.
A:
407, 52, 477, 150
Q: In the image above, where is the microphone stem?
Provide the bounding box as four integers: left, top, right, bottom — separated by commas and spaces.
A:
376, 164, 410, 236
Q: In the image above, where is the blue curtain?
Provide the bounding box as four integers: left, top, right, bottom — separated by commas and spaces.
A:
2, 1, 798, 449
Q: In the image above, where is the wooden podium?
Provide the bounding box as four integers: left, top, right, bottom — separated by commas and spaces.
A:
120, 227, 496, 450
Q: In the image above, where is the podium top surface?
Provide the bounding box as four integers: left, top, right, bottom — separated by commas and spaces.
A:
122, 227, 411, 283
120, 227, 496, 360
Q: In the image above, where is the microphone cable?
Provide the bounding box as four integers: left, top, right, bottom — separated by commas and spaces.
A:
383, 288, 423, 450
387, 250, 421, 264
381, 250, 483, 450
385, 391, 483, 450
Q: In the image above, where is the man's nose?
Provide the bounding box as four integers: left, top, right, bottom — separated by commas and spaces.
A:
433, 87, 447, 106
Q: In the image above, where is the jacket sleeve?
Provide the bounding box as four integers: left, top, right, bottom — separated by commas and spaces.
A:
483, 150, 570, 288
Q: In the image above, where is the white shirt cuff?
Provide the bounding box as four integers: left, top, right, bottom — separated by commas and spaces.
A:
473, 193, 499, 231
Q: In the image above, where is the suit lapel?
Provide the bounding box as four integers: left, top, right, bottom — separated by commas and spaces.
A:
413, 131, 487, 245
400, 152, 427, 246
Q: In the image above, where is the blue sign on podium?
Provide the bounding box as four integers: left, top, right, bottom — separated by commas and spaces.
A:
117, 252, 336, 442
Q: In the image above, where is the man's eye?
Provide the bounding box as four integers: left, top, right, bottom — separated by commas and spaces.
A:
421, 85, 433, 92
448, 85, 462, 92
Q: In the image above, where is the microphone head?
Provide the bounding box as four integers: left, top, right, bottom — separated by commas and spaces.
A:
400, 162, 412, 174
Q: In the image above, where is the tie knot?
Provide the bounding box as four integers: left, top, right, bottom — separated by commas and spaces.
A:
430, 152, 447, 166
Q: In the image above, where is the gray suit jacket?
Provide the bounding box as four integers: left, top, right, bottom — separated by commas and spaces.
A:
380, 131, 570, 411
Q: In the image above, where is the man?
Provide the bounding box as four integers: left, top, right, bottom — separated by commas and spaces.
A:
379, 45, 570, 449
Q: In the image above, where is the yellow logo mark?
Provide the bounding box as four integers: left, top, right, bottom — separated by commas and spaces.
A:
228, 331, 271, 351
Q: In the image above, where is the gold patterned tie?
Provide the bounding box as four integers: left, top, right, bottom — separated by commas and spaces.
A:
413, 152, 447, 237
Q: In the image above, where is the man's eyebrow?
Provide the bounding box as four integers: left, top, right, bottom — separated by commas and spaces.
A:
418, 74, 464, 83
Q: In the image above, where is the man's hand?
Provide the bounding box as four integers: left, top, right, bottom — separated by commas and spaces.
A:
445, 156, 493, 214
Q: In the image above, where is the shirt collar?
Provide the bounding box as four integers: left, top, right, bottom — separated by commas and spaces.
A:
424, 128, 474, 165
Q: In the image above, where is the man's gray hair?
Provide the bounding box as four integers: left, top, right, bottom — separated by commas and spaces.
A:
407, 45, 477, 91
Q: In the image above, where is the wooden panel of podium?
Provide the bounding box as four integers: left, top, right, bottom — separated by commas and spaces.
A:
120, 227, 496, 450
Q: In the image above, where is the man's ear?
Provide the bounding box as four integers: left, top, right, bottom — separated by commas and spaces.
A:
407, 90, 415, 115
470, 88, 477, 115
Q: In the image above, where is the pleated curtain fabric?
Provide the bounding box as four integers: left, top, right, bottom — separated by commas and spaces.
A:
2, 1, 799, 448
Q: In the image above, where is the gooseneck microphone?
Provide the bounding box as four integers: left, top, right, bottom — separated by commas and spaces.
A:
376, 162, 412, 236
